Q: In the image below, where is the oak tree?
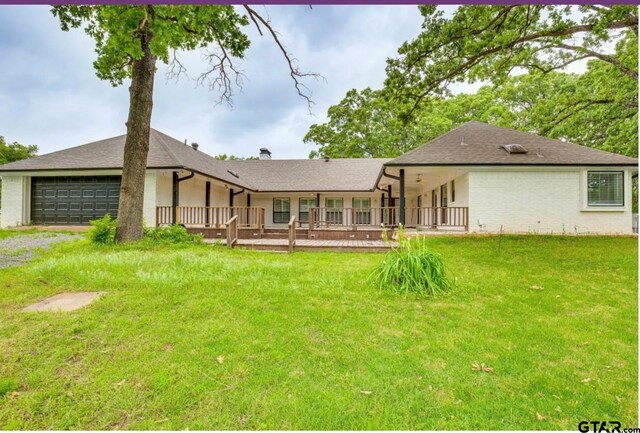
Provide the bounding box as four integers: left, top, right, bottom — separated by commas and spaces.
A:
52, 5, 315, 242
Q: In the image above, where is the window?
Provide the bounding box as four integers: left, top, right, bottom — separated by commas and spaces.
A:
325, 198, 343, 224
299, 198, 315, 223
352, 198, 371, 225
587, 171, 624, 206
352, 198, 370, 209
451, 180, 456, 203
440, 184, 448, 225
273, 198, 290, 223
440, 183, 448, 207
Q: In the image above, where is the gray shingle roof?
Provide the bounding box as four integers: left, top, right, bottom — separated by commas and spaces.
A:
0, 129, 253, 188
0, 129, 389, 192
387, 121, 638, 166
2, 122, 634, 194
223, 158, 391, 192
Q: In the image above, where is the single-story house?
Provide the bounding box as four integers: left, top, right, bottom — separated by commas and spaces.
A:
0, 121, 637, 236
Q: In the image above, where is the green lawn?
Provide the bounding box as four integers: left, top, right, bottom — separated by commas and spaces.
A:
0, 234, 637, 429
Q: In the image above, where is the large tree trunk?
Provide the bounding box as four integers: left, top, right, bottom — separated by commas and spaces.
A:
115, 27, 156, 243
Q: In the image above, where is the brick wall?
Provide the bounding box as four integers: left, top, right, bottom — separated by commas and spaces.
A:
468, 168, 633, 234
1, 176, 27, 228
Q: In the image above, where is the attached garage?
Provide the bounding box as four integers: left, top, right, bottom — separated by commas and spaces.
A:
30, 176, 121, 225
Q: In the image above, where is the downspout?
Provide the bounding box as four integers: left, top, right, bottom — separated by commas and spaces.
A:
382, 168, 400, 182
173, 170, 195, 224
229, 188, 245, 207
380, 168, 402, 225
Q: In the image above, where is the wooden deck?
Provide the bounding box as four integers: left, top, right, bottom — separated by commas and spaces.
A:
206, 238, 396, 252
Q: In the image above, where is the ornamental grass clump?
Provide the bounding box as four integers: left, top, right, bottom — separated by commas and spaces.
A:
371, 229, 450, 296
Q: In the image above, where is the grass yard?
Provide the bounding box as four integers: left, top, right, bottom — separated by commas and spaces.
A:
0, 234, 637, 429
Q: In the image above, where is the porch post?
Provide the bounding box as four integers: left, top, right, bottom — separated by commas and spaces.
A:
399, 169, 405, 226
388, 185, 394, 225
229, 188, 234, 207
205, 181, 211, 227
172, 171, 179, 225
247, 193, 251, 207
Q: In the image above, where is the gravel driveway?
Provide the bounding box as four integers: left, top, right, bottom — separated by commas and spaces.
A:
0, 233, 82, 268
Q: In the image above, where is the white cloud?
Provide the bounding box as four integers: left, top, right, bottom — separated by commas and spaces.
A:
0, 5, 425, 159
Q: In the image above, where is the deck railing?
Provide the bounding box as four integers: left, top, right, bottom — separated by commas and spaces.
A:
404, 207, 469, 229
226, 215, 238, 248
288, 215, 297, 253
156, 206, 265, 229
308, 207, 468, 230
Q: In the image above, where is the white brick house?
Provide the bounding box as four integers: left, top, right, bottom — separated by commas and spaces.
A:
0, 121, 637, 235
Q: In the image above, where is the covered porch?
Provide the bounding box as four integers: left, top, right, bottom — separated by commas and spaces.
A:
154, 165, 470, 237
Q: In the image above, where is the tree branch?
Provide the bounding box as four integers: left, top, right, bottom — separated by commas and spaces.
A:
197, 39, 245, 106
541, 98, 615, 134
405, 14, 638, 112
243, 5, 322, 113
555, 42, 638, 79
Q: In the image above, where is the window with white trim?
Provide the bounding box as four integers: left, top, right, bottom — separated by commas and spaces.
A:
325, 197, 343, 224
273, 198, 291, 223
352, 198, 371, 225
587, 171, 624, 206
299, 198, 315, 223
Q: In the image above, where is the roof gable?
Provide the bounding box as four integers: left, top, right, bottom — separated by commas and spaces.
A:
386, 121, 638, 166
0, 129, 388, 192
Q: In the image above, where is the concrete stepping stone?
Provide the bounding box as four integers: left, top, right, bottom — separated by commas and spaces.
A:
22, 292, 105, 312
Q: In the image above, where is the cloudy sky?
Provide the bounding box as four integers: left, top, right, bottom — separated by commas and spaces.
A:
0, 5, 462, 159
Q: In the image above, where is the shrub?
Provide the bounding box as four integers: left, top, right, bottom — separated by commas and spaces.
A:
88, 216, 203, 245
143, 225, 203, 245
87, 214, 117, 245
371, 232, 450, 296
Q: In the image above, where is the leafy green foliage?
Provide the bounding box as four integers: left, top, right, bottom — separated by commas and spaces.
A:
371, 232, 450, 296
51, 5, 250, 86
214, 154, 259, 160
307, 6, 638, 160
0, 136, 38, 205
385, 6, 637, 103
307, 69, 637, 159
143, 225, 203, 244
0, 136, 38, 165
87, 214, 117, 245
305, 85, 516, 158
88, 215, 203, 245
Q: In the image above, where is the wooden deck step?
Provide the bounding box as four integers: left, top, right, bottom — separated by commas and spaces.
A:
206, 238, 394, 253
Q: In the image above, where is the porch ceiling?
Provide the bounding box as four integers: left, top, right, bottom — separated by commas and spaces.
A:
379, 167, 469, 191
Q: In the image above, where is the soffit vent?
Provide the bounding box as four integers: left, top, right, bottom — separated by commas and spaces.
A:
501, 144, 528, 154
